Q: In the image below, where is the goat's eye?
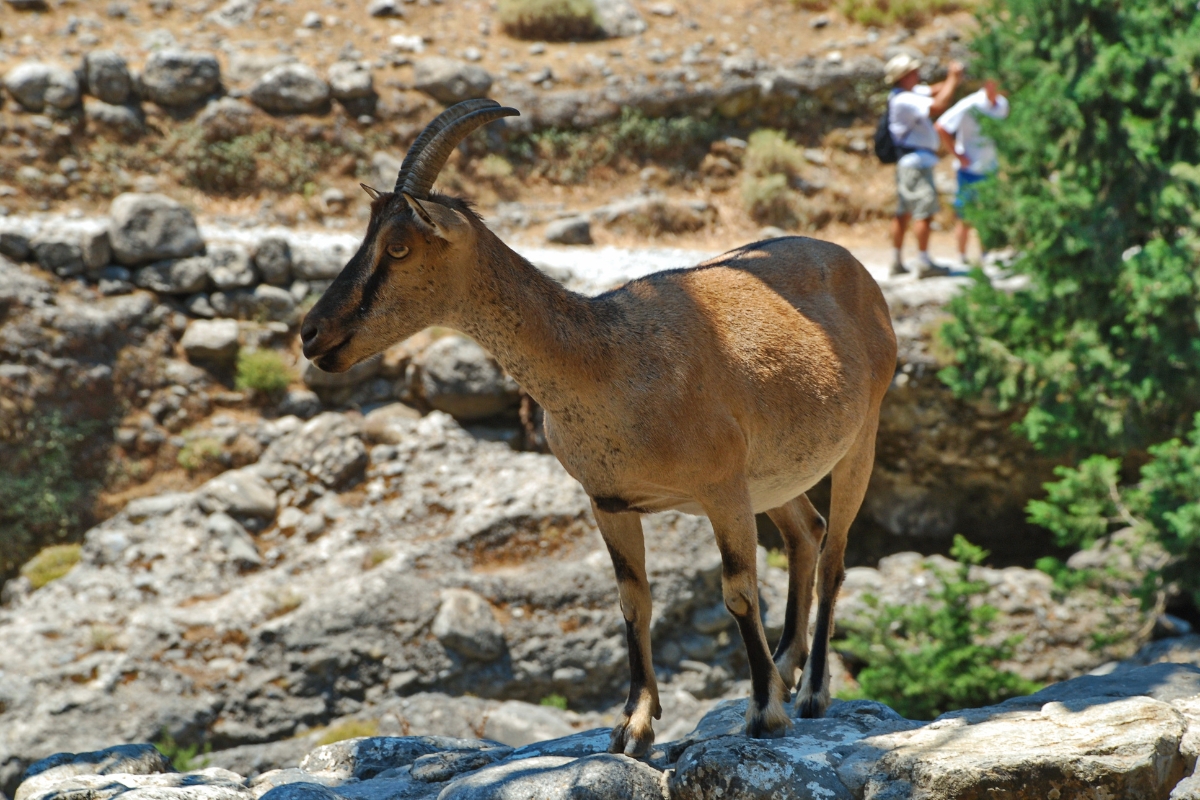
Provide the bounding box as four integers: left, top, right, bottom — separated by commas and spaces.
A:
387, 244, 410, 259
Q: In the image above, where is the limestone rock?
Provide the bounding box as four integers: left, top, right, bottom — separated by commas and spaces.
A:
261, 412, 367, 489
211, 285, 296, 322
438, 755, 666, 800
411, 58, 492, 105
181, 318, 240, 363
544, 217, 592, 246
254, 237, 293, 286
414, 336, 519, 421
299, 737, 501, 782
3, 61, 80, 112
327, 62, 374, 101
17, 744, 171, 800
197, 97, 261, 142
367, 0, 402, 17
30, 228, 110, 277
482, 702, 576, 749
209, 0, 258, 28
18, 769, 253, 800
278, 389, 322, 420
0, 231, 32, 261
409, 749, 508, 783
198, 468, 278, 519
109, 193, 204, 266
134, 256, 211, 294
593, 0, 647, 38
208, 243, 258, 290
84, 98, 145, 136
671, 736, 849, 800
83, 50, 133, 105
432, 589, 505, 662
302, 354, 382, 391
251, 64, 331, 114
140, 50, 221, 107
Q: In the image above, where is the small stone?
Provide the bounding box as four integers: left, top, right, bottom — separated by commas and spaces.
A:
301, 11, 322, 28
544, 216, 592, 246
198, 468, 278, 518
327, 61, 374, 100
184, 293, 217, 318
254, 237, 293, 286
0, 231, 32, 261
250, 63, 330, 114
3, 61, 80, 112
528, 43, 546, 55
411, 57, 493, 105
432, 588, 505, 661
134, 256, 211, 294
388, 34, 425, 54
278, 388, 321, 419
208, 243, 257, 290
84, 99, 145, 136
811, 14, 830, 28
139, 49, 221, 108
109, 193, 204, 266
648, 2, 676, 16
366, 0, 402, 18
206, 512, 264, 566
181, 318, 240, 362
83, 50, 132, 105
196, 97, 259, 141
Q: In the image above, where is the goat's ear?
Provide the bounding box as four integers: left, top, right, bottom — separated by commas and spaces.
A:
402, 193, 469, 241
361, 183, 382, 200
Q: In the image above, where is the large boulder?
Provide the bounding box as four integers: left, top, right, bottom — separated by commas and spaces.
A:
83, 50, 133, 105
411, 58, 492, 105
413, 336, 520, 421
108, 193, 204, 266
139, 49, 221, 107
250, 64, 331, 114
16, 744, 171, 800
3, 61, 80, 111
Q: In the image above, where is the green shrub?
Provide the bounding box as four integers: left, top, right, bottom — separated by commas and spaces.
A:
1027, 413, 1200, 608
168, 126, 350, 196
497, 0, 602, 41
838, 0, 964, 27
177, 437, 224, 473
235, 349, 294, 395
938, 0, 1200, 454
837, 536, 1041, 720
741, 130, 830, 229
0, 412, 100, 584
508, 108, 715, 184
539, 693, 568, 710
19, 544, 82, 590
154, 730, 211, 772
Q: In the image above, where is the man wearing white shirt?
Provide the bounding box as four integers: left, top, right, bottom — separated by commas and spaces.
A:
884, 54, 964, 277
936, 80, 1010, 266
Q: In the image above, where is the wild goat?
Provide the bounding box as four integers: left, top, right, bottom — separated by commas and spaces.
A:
301, 99, 897, 755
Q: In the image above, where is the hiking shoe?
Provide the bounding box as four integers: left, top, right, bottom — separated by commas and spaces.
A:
889, 260, 910, 277
917, 261, 952, 279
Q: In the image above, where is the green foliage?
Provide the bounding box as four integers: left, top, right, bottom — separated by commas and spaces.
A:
154, 730, 211, 772
19, 544, 82, 590
838, 536, 1041, 720
235, 349, 294, 395
837, 0, 964, 27
766, 549, 789, 570
508, 108, 715, 184
177, 437, 224, 473
938, 0, 1200, 453
166, 127, 354, 196
1034, 556, 1101, 595
1028, 413, 1200, 607
0, 412, 100, 582
539, 693, 569, 710
740, 130, 830, 230
497, 0, 602, 41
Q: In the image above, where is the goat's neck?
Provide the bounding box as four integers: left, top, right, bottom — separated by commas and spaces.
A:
447, 230, 609, 413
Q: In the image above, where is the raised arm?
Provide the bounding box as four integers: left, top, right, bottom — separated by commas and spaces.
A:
935, 122, 968, 167
929, 61, 965, 117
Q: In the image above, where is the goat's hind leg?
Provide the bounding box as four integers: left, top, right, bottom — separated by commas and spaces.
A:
765, 494, 825, 694
797, 415, 878, 719
592, 501, 660, 757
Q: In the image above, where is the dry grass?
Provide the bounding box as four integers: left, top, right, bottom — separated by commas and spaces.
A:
315, 719, 380, 746
742, 130, 833, 230
497, 0, 603, 41
20, 544, 82, 589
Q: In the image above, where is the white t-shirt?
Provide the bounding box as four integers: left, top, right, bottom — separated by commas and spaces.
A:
889, 86, 941, 164
937, 89, 1010, 175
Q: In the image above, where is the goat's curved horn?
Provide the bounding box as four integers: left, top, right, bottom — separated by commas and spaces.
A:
393, 99, 502, 192
401, 106, 520, 198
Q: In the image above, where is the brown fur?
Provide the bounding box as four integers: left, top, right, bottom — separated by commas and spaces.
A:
302, 194, 897, 754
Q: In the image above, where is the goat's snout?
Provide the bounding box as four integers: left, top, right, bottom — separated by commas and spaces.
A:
300, 315, 322, 353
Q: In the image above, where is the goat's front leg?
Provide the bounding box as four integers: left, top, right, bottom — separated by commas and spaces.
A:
703, 482, 791, 739
592, 500, 660, 757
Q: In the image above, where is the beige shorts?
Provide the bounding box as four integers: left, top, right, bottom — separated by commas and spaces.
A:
896, 163, 940, 219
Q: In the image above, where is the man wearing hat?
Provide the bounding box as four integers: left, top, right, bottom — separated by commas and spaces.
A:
884, 53, 964, 277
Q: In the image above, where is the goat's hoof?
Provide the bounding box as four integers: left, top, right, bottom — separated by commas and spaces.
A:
745, 683, 791, 739
795, 688, 830, 719
609, 717, 655, 758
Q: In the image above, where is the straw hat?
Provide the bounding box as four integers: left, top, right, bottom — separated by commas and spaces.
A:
885, 54, 922, 84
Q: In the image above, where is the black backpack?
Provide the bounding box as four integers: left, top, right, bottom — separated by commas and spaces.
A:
874, 90, 901, 164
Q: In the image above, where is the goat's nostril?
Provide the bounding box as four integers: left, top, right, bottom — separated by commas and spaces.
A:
300, 317, 320, 346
